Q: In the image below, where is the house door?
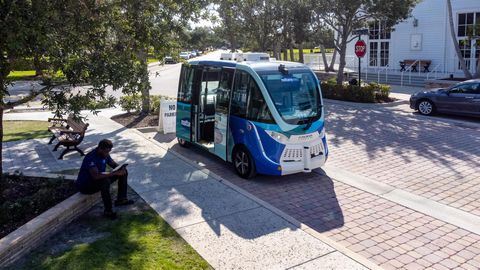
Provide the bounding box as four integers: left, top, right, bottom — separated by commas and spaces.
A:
456, 12, 480, 73
368, 21, 390, 67
369, 41, 389, 67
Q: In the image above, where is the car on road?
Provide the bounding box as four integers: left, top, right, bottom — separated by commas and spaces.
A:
179, 52, 190, 60
410, 79, 480, 117
163, 56, 175, 64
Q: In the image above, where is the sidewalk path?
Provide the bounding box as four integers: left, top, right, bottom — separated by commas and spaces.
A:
3, 110, 368, 270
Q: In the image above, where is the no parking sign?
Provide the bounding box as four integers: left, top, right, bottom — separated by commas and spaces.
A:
158, 99, 176, 134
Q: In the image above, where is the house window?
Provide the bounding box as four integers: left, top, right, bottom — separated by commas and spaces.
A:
457, 12, 480, 71
369, 21, 391, 40
369, 21, 390, 67
457, 12, 480, 37
369, 42, 378, 66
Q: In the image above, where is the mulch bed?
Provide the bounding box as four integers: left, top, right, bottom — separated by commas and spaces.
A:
111, 112, 159, 129
0, 174, 77, 238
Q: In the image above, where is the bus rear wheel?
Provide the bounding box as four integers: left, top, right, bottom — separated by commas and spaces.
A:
233, 146, 257, 179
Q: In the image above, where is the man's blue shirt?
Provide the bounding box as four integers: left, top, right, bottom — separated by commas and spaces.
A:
76, 149, 113, 188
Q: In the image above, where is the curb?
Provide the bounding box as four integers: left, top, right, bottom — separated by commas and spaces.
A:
0, 173, 100, 268
324, 97, 408, 108
148, 62, 161, 68
130, 128, 382, 270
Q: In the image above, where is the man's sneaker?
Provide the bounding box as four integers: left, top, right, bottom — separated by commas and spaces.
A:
114, 198, 134, 207
103, 210, 117, 220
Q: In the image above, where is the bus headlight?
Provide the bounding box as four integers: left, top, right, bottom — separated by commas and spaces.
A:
319, 127, 325, 138
266, 130, 289, 144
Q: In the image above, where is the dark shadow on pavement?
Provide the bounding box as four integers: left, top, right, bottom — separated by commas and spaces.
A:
167, 139, 344, 234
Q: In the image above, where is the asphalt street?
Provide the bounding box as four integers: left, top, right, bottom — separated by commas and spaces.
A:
5, 50, 224, 103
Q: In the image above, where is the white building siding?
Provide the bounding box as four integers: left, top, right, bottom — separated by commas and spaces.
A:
345, 0, 480, 75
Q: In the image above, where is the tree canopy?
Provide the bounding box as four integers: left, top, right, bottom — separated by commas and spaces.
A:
0, 0, 207, 175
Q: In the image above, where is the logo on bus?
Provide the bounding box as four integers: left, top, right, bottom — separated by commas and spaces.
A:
181, 119, 191, 128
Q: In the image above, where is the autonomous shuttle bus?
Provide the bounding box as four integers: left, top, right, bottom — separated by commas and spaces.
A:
176, 52, 328, 178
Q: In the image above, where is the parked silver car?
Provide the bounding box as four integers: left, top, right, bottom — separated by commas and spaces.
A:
410, 79, 480, 117
179, 52, 190, 60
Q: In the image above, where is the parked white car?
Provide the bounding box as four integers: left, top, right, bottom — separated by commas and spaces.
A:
179, 52, 190, 60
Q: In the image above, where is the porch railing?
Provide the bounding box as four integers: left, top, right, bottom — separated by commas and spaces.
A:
401, 60, 418, 86
377, 64, 389, 83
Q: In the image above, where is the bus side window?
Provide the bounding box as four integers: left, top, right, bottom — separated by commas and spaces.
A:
178, 65, 194, 103
247, 77, 274, 124
216, 69, 234, 114
231, 71, 248, 118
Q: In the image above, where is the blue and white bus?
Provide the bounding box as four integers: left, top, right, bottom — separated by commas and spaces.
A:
176, 53, 328, 178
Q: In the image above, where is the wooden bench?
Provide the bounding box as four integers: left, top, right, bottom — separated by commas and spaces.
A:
48, 115, 89, 159
400, 59, 432, 72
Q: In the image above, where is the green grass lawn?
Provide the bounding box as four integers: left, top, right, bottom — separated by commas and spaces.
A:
147, 58, 159, 64
7, 70, 65, 81
3, 121, 51, 142
18, 209, 212, 270
7, 70, 37, 80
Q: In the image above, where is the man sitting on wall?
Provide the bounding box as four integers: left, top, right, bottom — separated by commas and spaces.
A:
76, 139, 133, 219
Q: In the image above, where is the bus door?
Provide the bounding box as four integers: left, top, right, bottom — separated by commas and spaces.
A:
193, 66, 221, 150
177, 64, 201, 142
214, 68, 235, 160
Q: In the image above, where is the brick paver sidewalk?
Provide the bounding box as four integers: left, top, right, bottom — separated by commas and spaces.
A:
146, 99, 480, 270
164, 138, 480, 270
325, 101, 480, 216
2, 111, 369, 270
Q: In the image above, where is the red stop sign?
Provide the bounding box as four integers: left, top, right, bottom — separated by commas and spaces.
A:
355, 40, 367, 58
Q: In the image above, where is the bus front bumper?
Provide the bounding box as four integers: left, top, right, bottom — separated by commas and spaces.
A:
279, 138, 327, 175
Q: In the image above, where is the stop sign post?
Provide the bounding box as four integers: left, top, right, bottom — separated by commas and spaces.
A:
355, 39, 367, 86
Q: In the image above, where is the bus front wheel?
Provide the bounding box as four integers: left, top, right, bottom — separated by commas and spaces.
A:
177, 138, 189, 147
233, 146, 257, 179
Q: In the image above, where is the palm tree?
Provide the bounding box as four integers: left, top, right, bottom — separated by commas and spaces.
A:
447, 0, 472, 79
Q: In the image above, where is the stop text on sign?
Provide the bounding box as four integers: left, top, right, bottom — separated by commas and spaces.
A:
355, 40, 367, 58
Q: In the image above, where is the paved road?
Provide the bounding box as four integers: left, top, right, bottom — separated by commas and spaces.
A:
5, 51, 224, 103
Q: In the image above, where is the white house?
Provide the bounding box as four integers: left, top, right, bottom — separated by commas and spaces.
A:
345, 0, 480, 77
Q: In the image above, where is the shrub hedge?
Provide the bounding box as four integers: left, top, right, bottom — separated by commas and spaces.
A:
320, 79, 391, 103
119, 95, 175, 114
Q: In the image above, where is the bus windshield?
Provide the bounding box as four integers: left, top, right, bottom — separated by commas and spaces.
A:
258, 69, 321, 125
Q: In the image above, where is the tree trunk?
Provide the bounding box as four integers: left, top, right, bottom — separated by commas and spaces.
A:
273, 42, 281, 60
336, 33, 348, 85
283, 46, 288, 61
329, 49, 337, 72
289, 43, 295, 62
0, 106, 3, 176
320, 45, 329, 72
475, 48, 480, 78
447, 0, 472, 79
138, 48, 151, 114
228, 24, 237, 52
33, 54, 43, 77
298, 43, 304, 63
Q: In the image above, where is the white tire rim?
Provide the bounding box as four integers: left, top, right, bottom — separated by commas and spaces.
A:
419, 101, 433, 115
235, 151, 249, 175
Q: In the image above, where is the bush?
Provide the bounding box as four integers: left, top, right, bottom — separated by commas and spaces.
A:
150, 95, 161, 114
119, 95, 175, 114
87, 97, 116, 110
320, 81, 391, 103
0, 174, 76, 237
10, 58, 36, 71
